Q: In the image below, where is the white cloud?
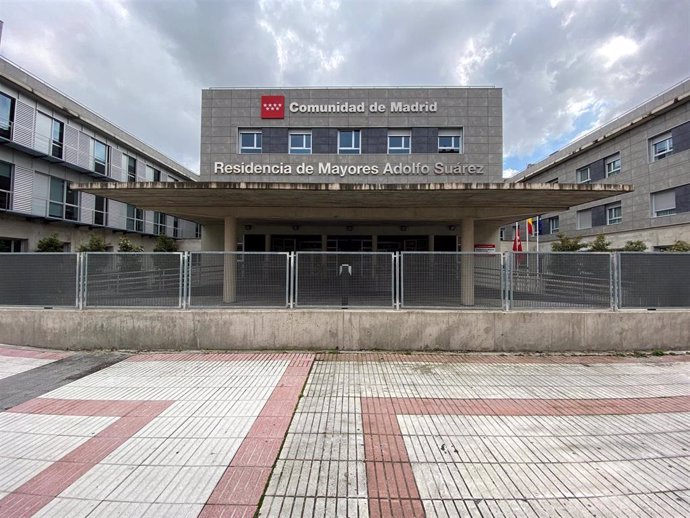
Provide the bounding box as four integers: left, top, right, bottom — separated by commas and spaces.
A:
597, 35, 640, 68
503, 168, 520, 178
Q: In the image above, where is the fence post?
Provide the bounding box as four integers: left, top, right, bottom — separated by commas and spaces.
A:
76, 253, 82, 309
610, 252, 618, 311
505, 252, 512, 311
82, 253, 89, 309
289, 252, 296, 308
394, 252, 401, 310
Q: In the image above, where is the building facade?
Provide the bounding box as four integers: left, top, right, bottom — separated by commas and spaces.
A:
505, 79, 690, 251
0, 57, 200, 252
200, 87, 504, 252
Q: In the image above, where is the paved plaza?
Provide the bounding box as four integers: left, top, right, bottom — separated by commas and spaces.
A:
0, 345, 688, 517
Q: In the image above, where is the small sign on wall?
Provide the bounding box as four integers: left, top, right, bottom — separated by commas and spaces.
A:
474, 244, 496, 253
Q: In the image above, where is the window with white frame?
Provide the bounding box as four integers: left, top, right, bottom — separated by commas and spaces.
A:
499, 228, 505, 240
576, 167, 591, 184
153, 211, 166, 235
126, 204, 144, 232
289, 131, 312, 154
650, 132, 673, 161
0, 161, 11, 211
35, 113, 64, 159
605, 153, 621, 177
606, 203, 622, 225
577, 209, 592, 230
94, 196, 107, 226
338, 130, 361, 154
124, 155, 136, 182
239, 131, 262, 154
0, 93, 14, 140
549, 216, 559, 233
48, 177, 79, 221
546, 178, 559, 184
437, 129, 462, 153
145, 165, 161, 182
91, 139, 108, 175
651, 189, 676, 217
387, 130, 411, 154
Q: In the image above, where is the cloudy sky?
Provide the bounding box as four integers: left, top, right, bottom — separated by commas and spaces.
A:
1, 0, 688, 176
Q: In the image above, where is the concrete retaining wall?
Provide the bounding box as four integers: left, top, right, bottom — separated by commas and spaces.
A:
1, 309, 689, 352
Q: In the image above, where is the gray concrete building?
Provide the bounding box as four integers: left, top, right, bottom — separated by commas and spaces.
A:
505, 78, 690, 251
0, 56, 200, 253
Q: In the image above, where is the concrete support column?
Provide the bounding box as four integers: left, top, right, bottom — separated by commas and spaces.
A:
372, 235, 378, 252
321, 234, 328, 251
265, 234, 271, 252
460, 218, 475, 306
223, 216, 237, 303
428, 235, 435, 252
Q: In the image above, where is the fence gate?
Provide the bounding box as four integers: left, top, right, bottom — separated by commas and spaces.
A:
294, 252, 395, 308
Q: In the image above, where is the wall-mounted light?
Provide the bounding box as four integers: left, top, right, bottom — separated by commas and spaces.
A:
400, 225, 408, 231
292, 225, 300, 231
346, 225, 353, 231
448, 225, 456, 231
244, 224, 253, 231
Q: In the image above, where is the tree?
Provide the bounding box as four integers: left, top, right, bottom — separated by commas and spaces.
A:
588, 233, 611, 252
117, 236, 144, 252
77, 235, 108, 252
153, 235, 178, 252
36, 234, 64, 252
622, 240, 647, 252
551, 233, 586, 252
666, 240, 690, 252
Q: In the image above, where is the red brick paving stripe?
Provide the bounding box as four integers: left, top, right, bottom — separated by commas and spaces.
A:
0, 398, 172, 518
316, 352, 690, 364
0, 346, 70, 361
200, 354, 315, 517
125, 352, 317, 363
361, 394, 690, 518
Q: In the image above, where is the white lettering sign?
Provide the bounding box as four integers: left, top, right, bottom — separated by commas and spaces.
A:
287, 101, 438, 114
213, 161, 484, 177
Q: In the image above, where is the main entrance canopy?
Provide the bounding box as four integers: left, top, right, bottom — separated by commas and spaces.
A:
74, 181, 632, 252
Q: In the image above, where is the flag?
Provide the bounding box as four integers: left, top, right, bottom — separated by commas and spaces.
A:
527, 218, 534, 236
512, 227, 523, 252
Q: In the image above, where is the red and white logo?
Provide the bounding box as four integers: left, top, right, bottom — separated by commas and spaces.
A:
261, 95, 285, 119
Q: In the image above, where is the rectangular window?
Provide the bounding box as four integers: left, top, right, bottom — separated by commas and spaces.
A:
173, 217, 179, 238
577, 209, 592, 230
0, 162, 11, 210
576, 167, 591, 184
499, 228, 505, 240
549, 216, 560, 233
606, 203, 622, 225
239, 131, 262, 154
153, 212, 166, 235
94, 196, 107, 226
51, 119, 64, 159
145, 165, 161, 182
652, 189, 676, 217
546, 178, 559, 184
289, 131, 312, 154
650, 132, 673, 161
437, 129, 462, 153
0, 93, 14, 140
0, 238, 23, 252
92, 139, 108, 175
338, 130, 361, 154
126, 205, 144, 232
605, 153, 621, 177
388, 130, 411, 154
195, 223, 202, 239
49, 177, 79, 221
125, 155, 136, 182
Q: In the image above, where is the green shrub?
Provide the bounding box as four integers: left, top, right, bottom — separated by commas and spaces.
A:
666, 240, 690, 252
588, 233, 611, 252
551, 233, 586, 252
621, 240, 647, 252
153, 235, 178, 252
117, 236, 144, 252
36, 234, 64, 252
77, 235, 108, 252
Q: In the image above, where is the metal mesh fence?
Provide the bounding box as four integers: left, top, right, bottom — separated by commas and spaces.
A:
508, 252, 612, 309
401, 253, 503, 308
84, 253, 182, 307
619, 253, 690, 308
189, 253, 289, 307
0, 253, 77, 307
295, 252, 394, 307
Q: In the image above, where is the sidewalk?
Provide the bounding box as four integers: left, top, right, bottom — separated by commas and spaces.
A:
0, 346, 688, 517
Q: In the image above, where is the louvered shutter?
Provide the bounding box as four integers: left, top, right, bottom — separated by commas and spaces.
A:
11, 165, 33, 213
110, 148, 124, 181
81, 192, 95, 224
78, 132, 91, 169
64, 125, 79, 165
12, 100, 35, 148
144, 210, 154, 234
109, 200, 127, 230
31, 173, 50, 216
